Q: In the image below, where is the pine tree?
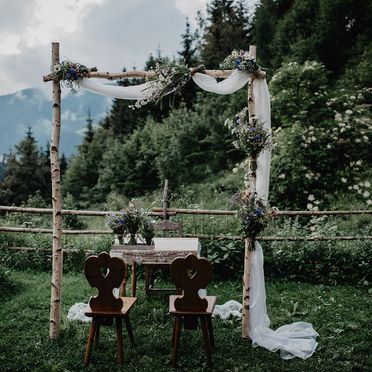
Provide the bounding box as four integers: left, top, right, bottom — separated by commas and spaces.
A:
178, 19, 200, 107
0, 128, 50, 205
200, 0, 251, 68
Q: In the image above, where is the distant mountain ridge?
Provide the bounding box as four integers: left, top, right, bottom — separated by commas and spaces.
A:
0, 88, 111, 157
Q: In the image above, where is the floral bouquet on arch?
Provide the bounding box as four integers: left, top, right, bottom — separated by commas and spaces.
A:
231, 191, 273, 241
220, 49, 260, 74
225, 107, 271, 158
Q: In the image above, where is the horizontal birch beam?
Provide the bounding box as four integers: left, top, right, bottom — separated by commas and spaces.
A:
42, 69, 232, 82
0, 226, 110, 234
43, 69, 266, 82
1, 226, 370, 241
152, 207, 372, 216
184, 233, 372, 241
4, 246, 95, 254
0, 206, 172, 217
1, 205, 370, 217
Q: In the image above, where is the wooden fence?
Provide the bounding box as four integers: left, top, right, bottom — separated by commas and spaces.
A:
1, 205, 371, 243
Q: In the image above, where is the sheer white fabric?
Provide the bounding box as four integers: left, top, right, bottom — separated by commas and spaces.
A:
79, 78, 154, 100
77, 70, 318, 360
192, 70, 249, 94
79, 70, 250, 99
250, 78, 318, 359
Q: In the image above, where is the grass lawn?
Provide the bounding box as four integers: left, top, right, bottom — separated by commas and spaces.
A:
0, 270, 371, 372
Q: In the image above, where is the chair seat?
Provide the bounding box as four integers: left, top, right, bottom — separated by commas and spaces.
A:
85, 297, 137, 317
169, 295, 217, 315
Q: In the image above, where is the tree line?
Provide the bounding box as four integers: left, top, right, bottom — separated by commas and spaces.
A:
1, 0, 371, 210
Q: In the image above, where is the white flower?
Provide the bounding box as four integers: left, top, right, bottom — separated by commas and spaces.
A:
356, 160, 362, 166
345, 109, 353, 115
348, 186, 353, 190
307, 203, 313, 210
363, 191, 370, 198
232, 167, 238, 174
367, 200, 372, 205
364, 181, 371, 187
278, 173, 286, 179
312, 206, 319, 211
353, 185, 359, 190
308, 194, 315, 201
341, 177, 347, 183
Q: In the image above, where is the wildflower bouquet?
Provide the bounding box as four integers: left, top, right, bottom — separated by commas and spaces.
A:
140, 217, 156, 245
225, 107, 271, 158
52, 60, 97, 93
106, 211, 126, 235
134, 62, 204, 108
220, 49, 260, 74
231, 191, 272, 240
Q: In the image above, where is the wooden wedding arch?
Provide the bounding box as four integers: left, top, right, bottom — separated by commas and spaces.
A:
43, 42, 266, 339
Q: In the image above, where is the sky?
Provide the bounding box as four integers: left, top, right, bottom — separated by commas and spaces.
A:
0, 0, 258, 96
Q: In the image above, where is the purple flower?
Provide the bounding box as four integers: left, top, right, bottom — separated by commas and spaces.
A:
253, 135, 262, 141
255, 207, 264, 216
248, 127, 256, 132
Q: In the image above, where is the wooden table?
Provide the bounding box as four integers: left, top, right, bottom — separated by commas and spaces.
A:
111, 238, 200, 296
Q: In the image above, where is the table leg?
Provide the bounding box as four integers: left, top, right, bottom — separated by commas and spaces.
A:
131, 260, 136, 297
120, 263, 127, 297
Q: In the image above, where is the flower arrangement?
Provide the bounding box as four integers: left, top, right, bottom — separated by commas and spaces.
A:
106, 203, 153, 245
140, 217, 156, 245
106, 211, 126, 235
52, 60, 97, 93
133, 62, 204, 108
225, 107, 271, 158
231, 191, 273, 240
220, 50, 260, 74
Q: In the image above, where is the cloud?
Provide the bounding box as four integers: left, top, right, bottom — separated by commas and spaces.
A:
0, 0, 204, 96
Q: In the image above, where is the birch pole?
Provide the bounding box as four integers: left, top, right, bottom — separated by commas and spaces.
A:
49, 42, 63, 339
241, 44, 257, 339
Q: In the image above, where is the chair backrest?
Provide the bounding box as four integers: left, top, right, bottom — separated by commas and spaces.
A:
170, 254, 212, 312
85, 251, 125, 312
154, 220, 183, 237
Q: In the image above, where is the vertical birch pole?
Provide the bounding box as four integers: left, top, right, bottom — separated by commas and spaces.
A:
49, 42, 63, 339
241, 44, 257, 339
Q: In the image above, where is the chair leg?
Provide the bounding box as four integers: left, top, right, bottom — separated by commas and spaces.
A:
144, 266, 150, 295
206, 316, 215, 349
115, 318, 124, 364
171, 316, 182, 368
84, 318, 97, 366
94, 321, 101, 346
200, 317, 213, 367
124, 315, 135, 345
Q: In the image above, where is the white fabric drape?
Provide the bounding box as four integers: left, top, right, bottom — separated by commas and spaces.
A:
249, 78, 318, 359
77, 70, 318, 360
192, 70, 250, 94
80, 78, 153, 100
79, 70, 250, 99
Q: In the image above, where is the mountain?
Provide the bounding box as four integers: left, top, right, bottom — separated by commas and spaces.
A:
0, 88, 112, 157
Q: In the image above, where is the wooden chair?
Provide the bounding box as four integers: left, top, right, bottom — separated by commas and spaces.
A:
84, 252, 136, 366
169, 254, 217, 367
144, 220, 183, 295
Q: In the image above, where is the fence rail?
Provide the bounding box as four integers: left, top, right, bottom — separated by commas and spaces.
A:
1, 205, 371, 242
